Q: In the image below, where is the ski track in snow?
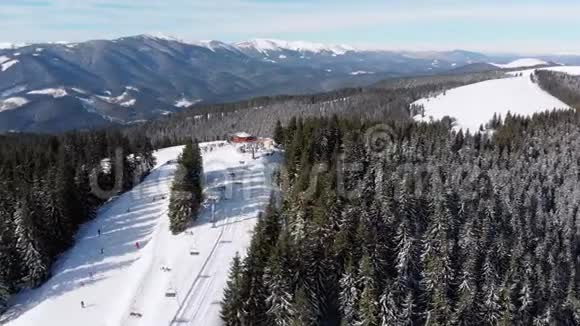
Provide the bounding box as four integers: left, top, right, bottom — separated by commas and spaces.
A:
2, 142, 280, 326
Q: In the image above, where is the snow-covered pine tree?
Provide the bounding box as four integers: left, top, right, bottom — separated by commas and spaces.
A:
273, 120, 285, 146
221, 253, 244, 326
357, 255, 378, 326
339, 261, 359, 325
13, 198, 49, 288
265, 255, 295, 326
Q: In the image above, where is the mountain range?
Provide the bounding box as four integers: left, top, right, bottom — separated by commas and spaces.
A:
0, 34, 577, 133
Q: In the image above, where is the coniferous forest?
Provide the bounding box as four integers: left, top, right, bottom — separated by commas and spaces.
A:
535, 70, 580, 109
0, 130, 154, 311
0, 71, 506, 314
222, 111, 580, 325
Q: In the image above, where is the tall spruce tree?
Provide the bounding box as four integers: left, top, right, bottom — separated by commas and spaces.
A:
221, 253, 245, 326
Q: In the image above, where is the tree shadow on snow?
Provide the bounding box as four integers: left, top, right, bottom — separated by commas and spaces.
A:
2, 165, 173, 322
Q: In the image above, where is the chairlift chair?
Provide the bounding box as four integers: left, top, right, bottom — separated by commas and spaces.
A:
165, 283, 177, 297
189, 241, 200, 256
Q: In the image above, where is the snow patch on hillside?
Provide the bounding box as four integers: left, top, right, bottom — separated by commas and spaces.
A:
491, 58, 549, 69
174, 98, 201, 108
413, 71, 569, 132
28, 88, 68, 98
0, 97, 29, 112
120, 99, 136, 107
236, 39, 354, 55
71, 88, 88, 94
190, 40, 240, 53
350, 70, 375, 75
98, 91, 135, 107
1, 59, 19, 72
1, 85, 27, 98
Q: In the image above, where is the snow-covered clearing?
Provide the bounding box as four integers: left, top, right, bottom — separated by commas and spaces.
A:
413, 69, 571, 132
3, 142, 281, 326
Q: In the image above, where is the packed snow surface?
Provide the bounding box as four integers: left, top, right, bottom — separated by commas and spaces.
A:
413, 70, 570, 132
491, 58, 548, 69
3, 142, 280, 326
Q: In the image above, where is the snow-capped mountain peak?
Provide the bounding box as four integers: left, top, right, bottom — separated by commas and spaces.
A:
235, 38, 355, 55
139, 33, 183, 42
190, 40, 241, 53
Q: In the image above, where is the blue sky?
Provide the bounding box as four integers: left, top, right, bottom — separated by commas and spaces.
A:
1, 0, 579, 54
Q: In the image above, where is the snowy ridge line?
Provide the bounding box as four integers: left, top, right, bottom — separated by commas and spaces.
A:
170, 207, 237, 324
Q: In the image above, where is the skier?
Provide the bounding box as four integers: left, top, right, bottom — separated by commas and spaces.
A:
135, 241, 140, 249
97, 229, 101, 237
81, 301, 85, 309
100, 248, 104, 254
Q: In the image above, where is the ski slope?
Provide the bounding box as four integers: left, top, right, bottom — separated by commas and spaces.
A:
2, 142, 280, 326
413, 68, 574, 132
